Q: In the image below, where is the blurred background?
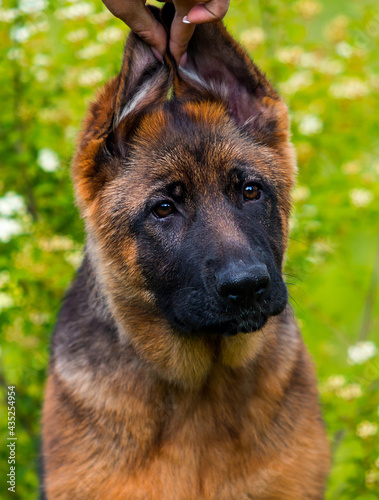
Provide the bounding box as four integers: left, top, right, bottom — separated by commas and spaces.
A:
0, 0, 378, 498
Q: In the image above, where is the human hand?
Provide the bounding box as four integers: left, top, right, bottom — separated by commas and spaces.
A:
168, 0, 230, 66
101, 0, 230, 66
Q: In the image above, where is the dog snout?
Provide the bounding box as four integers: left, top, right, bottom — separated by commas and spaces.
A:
215, 263, 271, 305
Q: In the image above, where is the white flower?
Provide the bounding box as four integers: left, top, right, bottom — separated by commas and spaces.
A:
0, 218, 23, 242
33, 53, 51, 66
306, 240, 334, 265
349, 188, 374, 207
0, 192, 25, 217
336, 41, 354, 58
298, 52, 319, 68
78, 68, 104, 87
342, 161, 360, 175
276, 46, 303, 65
348, 341, 377, 364
280, 70, 313, 95
324, 375, 346, 391
366, 469, 379, 485
37, 148, 60, 172
97, 26, 124, 44
318, 59, 343, 75
298, 52, 343, 75
40, 108, 71, 124
35, 69, 49, 82
10, 25, 32, 43
294, 0, 322, 19
65, 28, 88, 43
39, 235, 74, 252
30, 20, 49, 34
19, 0, 47, 14
357, 420, 378, 439
0, 8, 19, 22
76, 43, 106, 60
89, 10, 112, 24
0, 292, 13, 311
298, 115, 323, 135
324, 15, 349, 43
30, 312, 50, 325
292, 185, 310, 202
65, 251, 82, 269
336, 383, 362, 400
7, 48, 25, 61
329, 78, 369, 99
240, 27, 265, 50
0, 271, 10, 288
328, 375, 346, 388
56, 2, 93, 20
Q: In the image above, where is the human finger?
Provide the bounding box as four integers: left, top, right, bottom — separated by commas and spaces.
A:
169, 1, 196, 66
186, 0, 229, 24
102, 0, 167, 59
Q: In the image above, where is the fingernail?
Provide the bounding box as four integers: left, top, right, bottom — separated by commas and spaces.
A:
151, 47, 163, 63
179, 52, 187, 68
183, 16, 191, 24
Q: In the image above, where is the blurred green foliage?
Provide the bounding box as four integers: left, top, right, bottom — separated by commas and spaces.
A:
0, 0, 378, 498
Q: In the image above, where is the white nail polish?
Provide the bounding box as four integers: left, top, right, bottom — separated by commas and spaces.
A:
183, 16, 191, 24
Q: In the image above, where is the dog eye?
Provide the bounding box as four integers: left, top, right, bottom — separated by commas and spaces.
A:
152, 201, 176, 219
243, 182, 261, 201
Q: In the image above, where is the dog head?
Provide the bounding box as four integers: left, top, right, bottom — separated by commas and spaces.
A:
72, 7, 296, 384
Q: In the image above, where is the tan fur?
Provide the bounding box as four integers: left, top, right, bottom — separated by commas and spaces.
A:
43, 314, 329, 499
42, 12, 330, 499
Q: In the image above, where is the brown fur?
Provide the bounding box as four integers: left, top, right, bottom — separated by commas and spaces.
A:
42, 8, 330, 499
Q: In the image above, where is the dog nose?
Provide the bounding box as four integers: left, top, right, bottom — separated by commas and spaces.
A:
216, 264, 270, 303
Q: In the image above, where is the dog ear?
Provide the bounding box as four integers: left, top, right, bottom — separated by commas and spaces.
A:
73, 19, 171, 208
108, 20, 172, 156
173, 21, 289, 147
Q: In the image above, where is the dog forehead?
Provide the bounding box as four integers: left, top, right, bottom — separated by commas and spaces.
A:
126, 103, 278, 189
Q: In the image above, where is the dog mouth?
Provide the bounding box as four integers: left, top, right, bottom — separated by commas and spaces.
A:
201, 313, 269, 336
165, 283, 288, 337
172, 311, 269, 337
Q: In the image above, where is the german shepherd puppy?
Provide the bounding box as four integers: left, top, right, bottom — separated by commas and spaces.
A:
42, 5, 330, 499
